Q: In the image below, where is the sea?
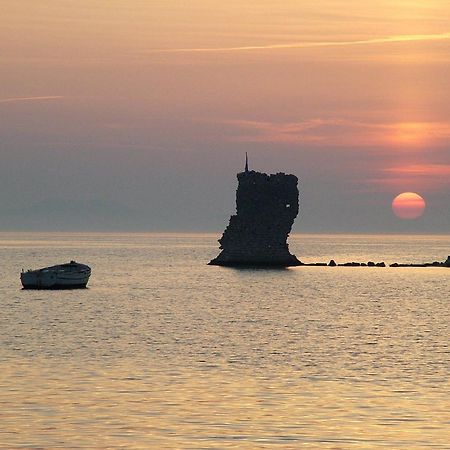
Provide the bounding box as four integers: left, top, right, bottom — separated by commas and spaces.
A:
0, 232, 449, 449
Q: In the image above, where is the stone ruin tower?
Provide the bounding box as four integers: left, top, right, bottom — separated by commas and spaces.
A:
209, 156, 301, 266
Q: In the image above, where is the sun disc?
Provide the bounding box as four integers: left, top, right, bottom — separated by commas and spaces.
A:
392, 192, 426, 220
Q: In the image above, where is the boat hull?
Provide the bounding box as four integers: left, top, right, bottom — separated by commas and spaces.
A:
21, 283, 88, 290
20, 262, 91, 290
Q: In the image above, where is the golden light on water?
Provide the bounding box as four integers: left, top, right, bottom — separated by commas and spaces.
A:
2, 233, 450, 448
392, 192, 426, 219
2, 361, 450, 449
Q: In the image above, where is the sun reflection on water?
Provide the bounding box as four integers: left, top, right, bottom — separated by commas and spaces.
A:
2, 360, 449, 449
0, 233, 449, 448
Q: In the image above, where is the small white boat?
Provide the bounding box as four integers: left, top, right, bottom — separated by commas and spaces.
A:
21, 261, 91, 289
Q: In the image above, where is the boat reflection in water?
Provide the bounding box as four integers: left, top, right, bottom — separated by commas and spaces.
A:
21, 261, 91, 289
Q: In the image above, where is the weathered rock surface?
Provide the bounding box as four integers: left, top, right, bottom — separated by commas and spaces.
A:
209, 169, 301, 266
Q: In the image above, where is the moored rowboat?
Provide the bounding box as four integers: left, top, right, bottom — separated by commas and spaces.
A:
21, 261, 91, 289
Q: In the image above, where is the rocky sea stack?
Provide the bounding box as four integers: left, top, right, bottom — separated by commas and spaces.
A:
209, 162, 301, 267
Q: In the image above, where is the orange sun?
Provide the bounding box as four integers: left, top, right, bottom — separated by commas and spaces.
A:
392, 192, 426, 220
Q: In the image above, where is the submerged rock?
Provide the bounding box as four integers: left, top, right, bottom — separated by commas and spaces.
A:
209, 165, 301, 267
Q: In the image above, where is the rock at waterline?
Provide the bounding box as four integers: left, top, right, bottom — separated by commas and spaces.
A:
209, 167, 301, 267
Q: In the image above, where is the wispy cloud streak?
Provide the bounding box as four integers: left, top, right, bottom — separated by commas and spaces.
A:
0, 96, 64, 104
154, 32, 450, 53
220, 118, 450, 148
384, 164, 450, 177
365, 164, 450, 191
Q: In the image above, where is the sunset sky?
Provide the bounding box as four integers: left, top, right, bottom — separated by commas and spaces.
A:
1, 1, 450, 232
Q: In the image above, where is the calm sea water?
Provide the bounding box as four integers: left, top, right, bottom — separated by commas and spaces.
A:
0, 232, 449, 449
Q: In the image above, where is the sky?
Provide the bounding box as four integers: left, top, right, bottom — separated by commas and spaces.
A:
1, 0, 450, 233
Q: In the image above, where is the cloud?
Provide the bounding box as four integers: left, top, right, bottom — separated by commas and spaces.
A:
384, 164, 450, 177
153, 32, 450, 53
363, 164, 450, 192
0, 96, 64, 104
219, 118, 450, 148
222, 118, 351, 145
